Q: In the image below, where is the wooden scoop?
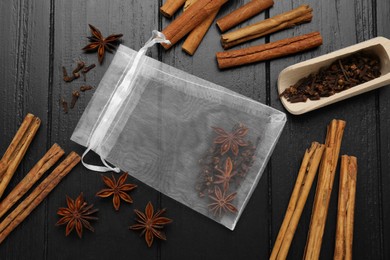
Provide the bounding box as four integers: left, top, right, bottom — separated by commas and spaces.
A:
278, 37, 390, 115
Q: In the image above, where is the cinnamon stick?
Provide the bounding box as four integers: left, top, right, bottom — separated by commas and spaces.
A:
0, 114, 41, 199
216, 0, 274, 33
0, 152, 80, 244
160, 0, 186, 18
334, 155, 357, 260
270, 142, 324, 260
161, 0, 228, 49
0, 144, 64, 219
221, 4, 313, 49
183, 0, 197, 11
303, 119, 346, 260
216, 32, 322, 69
182, 0, 221, 55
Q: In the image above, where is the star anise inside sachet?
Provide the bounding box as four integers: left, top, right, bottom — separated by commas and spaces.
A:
208, 186, 238, 217
82, 24, 123, 64
96, 173, 137, 211
214, 157, 236, 191
56, 193, 98, 238
129, 201, 173, 247
212, 125, 248, 156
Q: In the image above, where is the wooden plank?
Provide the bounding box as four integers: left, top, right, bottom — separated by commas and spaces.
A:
377, 0, 390, 259
0, 0, 386, 259
269, 0, 382, 259
160, 1, 270, 259
46, 0, 160, 259
0, 0, 50, 258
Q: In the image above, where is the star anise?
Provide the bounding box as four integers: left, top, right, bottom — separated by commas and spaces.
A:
82, 24, 123, 64
212, 125, 248, 156
96, 173, 137, 211
56, 193, 98, 238
129, 201, 173, 247
208, 186, 238, 217
214, 157, 236, 191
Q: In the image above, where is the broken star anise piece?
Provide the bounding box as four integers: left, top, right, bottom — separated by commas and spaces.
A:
82, 24, 123, 64
129, 201, 173, 247
214, 157, 236, 191
96, 173, 137, 211
208, 186, 238, 217
212, 125, 249, 156
56, 193, 98, 238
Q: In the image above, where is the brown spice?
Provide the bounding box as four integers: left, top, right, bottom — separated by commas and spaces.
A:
0, 114, 41, 199
82, 24, 123, 64
129, 202, 173, 247
161, 0, 228, 49
80, 85, 94, 92
62, 66, 75, 82
216, 0, 274, 33
196, 124, 258, 219
56, 193, 98, 238
208, 186, 238, 217
0, 144, 64, 219
72, 61, 85, 76
70, 91, 80, 109
181, 0, 221, 56
212, 125, 248, 156
60, 98, 68, 113
160, 0, 186, 18
214, 157, 235, 191
217, 32, 322, 69
280, 52, 381, 103
82, 64, 96, 81
221, 4, 313, 49
0, 152, 80, 244
96, 173, 137, 211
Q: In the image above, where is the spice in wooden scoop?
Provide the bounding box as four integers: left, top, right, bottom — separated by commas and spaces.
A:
280, 52, 381, 103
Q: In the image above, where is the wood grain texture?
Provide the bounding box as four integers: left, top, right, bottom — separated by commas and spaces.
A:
377, 0, 390, 259
0, 0, 388, 259
0, 0, 50, 259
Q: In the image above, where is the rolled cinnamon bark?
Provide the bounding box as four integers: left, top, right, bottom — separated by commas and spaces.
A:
221, 4, 312, 49
161, 0, 228, 49
270, 142, 324, 260
216, 0, 274, 33
182, 0, 221, 55
334, 155, 357, 260
0, 114, 41, 199
0, 152, 80, 244
183, 0, 197, 11
0, 144, 64, 219
160, 0, 186, 18
216, 32, 322, 69
304, 119, 346, 260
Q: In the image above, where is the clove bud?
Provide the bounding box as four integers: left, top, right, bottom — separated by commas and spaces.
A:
70, 91, 80, 109
72, 61, 85, 75
60, 98, 69, 113
80, 85, 94, 92
62, 67, 75, 82
82, 64, 96, 81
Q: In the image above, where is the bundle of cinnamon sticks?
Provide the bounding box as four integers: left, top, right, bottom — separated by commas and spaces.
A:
160, 1, 323, 68
160, 0, 228, 55
160, 0, 277, 55
270, 119, 357, 260
0, 113, 80, 244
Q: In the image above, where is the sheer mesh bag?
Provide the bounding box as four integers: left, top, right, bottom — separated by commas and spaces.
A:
71, 31, 286, 230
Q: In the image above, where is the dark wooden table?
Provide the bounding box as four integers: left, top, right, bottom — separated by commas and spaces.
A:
1, 0, 389, 259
